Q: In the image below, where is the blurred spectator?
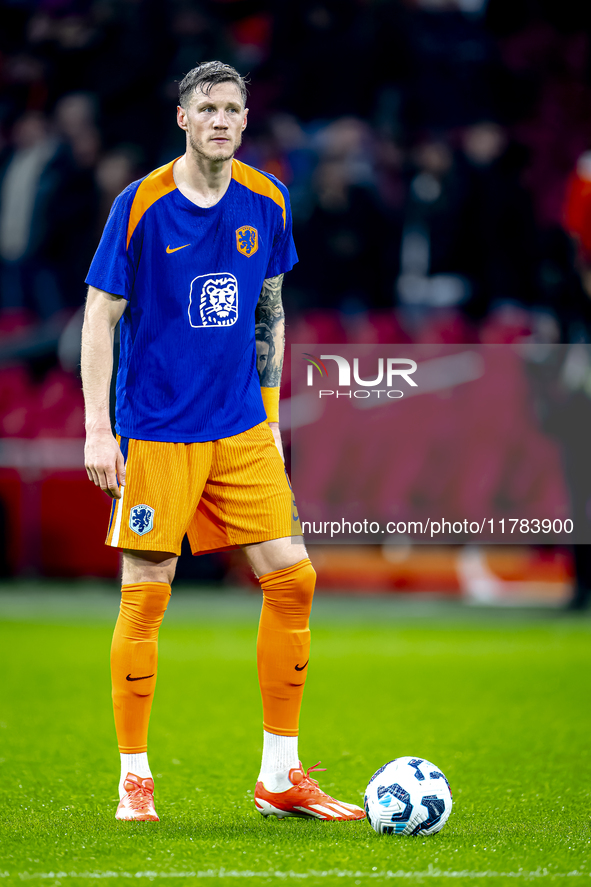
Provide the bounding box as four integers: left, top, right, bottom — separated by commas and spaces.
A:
292, 154, 392, 312
525, 343, 591, 610
94, 146, 143, 234
396, 0, 499, 130
563, 151, 591, 293
54, 92, 101, 170
51, 94, 100, 306
272, 2, 378, 121
396, 137, 469, 317
455, 120, 538, 318
0, 104, 98, 320
0, 111, 63, 319
498, 14, 591, 228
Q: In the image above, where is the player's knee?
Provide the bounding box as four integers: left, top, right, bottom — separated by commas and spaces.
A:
295, 560, 316, 607
261, 559, 316, 611
121, 550, 178, 586
119, 583, 171, 633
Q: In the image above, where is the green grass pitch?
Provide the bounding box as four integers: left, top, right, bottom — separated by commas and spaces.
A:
0, 583, 590, 886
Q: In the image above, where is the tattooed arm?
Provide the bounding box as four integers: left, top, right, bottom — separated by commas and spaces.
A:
255, 273, 285, 459
255, 273, 285, 387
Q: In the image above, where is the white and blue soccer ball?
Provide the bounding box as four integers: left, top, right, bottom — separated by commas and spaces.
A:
364, 756, 452, 836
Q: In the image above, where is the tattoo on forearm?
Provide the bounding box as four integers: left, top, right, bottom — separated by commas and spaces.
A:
255, 274, 285, 388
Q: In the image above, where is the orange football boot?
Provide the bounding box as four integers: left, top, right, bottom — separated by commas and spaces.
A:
254, 761, 366, 821
115, 773, 159, 821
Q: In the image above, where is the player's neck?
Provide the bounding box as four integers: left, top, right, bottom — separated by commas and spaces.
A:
173, 153, 233, 209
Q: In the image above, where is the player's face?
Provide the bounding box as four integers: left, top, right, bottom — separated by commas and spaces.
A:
256, 340, 270, 376
177, 83, 247, 164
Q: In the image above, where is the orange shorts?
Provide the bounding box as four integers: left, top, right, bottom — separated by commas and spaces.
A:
105, 422, 302, 555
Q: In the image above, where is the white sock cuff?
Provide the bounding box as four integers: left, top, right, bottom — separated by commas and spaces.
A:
119, 752, 152, 799
120, 752, 152, 778
260, 731, 299, 775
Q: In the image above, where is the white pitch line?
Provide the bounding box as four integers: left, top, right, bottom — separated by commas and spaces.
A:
1, 868, 589, 880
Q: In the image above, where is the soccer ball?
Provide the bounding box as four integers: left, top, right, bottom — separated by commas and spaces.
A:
364, 756, 452, 836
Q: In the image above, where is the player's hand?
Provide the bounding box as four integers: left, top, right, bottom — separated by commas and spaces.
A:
268, 422, 284, 462
84, 429, 126, 499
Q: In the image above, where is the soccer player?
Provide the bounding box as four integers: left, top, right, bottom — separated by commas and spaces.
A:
81, 61, 365, 824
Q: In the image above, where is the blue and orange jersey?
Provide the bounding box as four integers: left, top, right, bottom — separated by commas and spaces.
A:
85, 157, 297, 443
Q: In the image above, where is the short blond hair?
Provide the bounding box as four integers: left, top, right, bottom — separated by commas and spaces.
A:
178, 61, 248, 108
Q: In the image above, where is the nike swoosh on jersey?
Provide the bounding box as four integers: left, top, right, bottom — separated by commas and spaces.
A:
166, 243, 191, 253
126, 673, 155, 681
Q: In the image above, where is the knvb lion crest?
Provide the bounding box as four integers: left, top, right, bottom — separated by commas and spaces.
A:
236, 225, 258, 257
129, 504, 154, 536
188, 272, 239, 328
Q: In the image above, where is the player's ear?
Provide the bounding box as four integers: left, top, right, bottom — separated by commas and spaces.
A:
242, 107, 249, 132
177, 105, 188, 132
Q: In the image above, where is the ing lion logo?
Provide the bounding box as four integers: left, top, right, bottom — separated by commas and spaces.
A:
188, 272, 239, 328
236, 225, 258, 257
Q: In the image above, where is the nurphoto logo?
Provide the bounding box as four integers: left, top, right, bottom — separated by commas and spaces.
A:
302, 352, 418, 399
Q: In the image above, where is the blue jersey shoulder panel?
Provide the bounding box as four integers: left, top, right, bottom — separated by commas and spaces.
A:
85, 158, 297, 443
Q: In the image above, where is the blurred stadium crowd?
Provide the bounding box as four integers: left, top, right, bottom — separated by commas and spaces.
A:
3, 1, 591, 337
2, 0, 591, 589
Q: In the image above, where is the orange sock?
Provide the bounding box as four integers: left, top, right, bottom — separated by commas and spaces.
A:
257, 558, 316, 737
110, 582, 171, 754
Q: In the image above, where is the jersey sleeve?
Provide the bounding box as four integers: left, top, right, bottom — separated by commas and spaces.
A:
265, 180, 298, 279
85, 184, 140, 298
